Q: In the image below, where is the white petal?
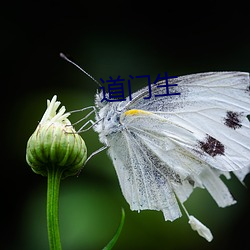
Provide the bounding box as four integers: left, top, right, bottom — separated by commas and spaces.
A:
40, 95, 58, 123
188, 215, 213, 242
40, 95, 71, 125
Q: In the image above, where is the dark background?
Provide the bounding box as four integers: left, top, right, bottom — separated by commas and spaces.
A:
2, 2, 250, 250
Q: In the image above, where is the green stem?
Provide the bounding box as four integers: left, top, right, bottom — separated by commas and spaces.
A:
47, 165, 63, 250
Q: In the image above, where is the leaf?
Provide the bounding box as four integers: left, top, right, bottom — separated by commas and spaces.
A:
102, 208, 125, 250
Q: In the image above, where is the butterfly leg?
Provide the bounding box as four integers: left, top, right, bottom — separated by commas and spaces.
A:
77, 119, 100, 132
85, 145, 108, 165
69, 106, 100, 132
77, 145, 108, 176
70, 106, 97, 125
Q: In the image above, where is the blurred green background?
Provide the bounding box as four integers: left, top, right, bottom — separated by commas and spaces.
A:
2, 2, 250, 250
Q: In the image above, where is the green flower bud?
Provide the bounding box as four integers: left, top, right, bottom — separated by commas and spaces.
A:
26, 95, 87, 178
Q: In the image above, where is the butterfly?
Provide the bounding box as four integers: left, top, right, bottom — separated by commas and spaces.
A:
60, 55, 250, 241
91, 71, 250, 241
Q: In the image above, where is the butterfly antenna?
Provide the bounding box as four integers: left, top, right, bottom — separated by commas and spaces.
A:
60, 53, 102, 87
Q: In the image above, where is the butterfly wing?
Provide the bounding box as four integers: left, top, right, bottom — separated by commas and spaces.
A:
107, 125, 182, 221
105, 72, 250, 221
124, 72, 250, 174
114, 110, 236, 219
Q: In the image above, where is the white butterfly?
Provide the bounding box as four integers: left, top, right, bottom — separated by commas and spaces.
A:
59, 53, 250, 242
87, 71, 249, 241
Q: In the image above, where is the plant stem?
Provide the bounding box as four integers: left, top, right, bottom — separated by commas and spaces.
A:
47, 165, 63, 250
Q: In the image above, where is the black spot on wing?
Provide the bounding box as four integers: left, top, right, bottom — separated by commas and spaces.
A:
224, 111, 243, 130
199, 135, 225, 157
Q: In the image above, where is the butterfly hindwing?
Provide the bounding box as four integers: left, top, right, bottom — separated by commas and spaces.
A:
119, 111, 237, 209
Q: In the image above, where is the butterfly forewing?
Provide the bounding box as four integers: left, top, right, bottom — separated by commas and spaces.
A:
122, 72, 250, 172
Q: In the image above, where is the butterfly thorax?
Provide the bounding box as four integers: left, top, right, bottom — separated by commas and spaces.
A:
94, 96, 124, 145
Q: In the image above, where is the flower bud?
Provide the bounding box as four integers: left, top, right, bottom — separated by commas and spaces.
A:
26, 95, 87, 178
